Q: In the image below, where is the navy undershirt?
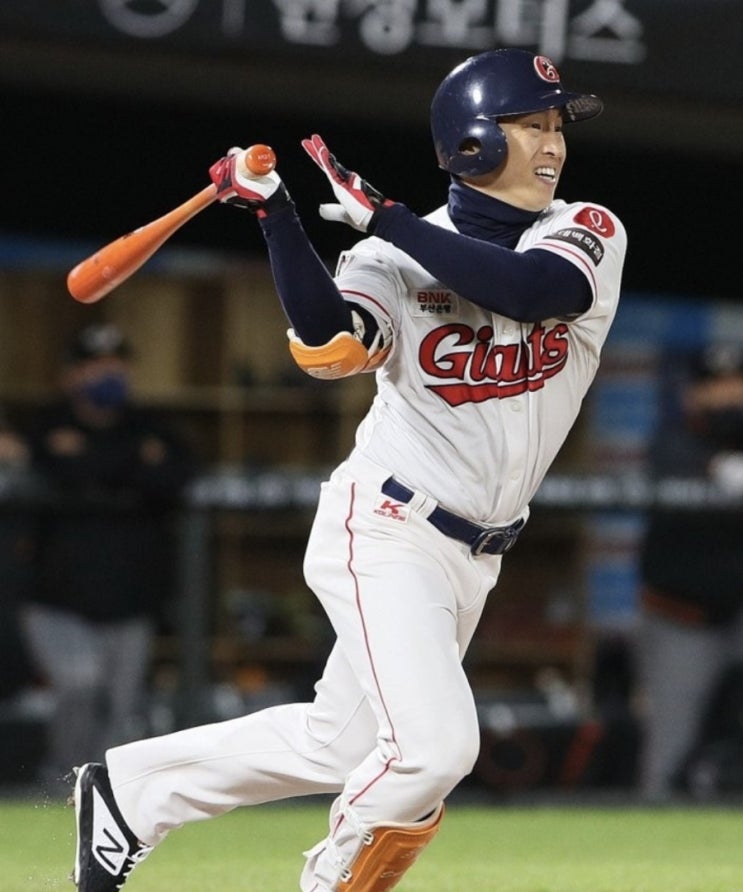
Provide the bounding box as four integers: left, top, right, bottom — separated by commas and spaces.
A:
258, 203, 353, 346
258, 180, 591, 345
447, 179, 539, 247
373, 181, 592, 322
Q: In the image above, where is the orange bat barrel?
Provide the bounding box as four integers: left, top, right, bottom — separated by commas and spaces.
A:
67, 184, 218, 304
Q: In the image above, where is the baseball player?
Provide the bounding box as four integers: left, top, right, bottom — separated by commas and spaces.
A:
70, 49, 626, 892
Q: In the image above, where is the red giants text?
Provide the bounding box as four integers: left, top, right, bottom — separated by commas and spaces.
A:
418, 322, 569, 406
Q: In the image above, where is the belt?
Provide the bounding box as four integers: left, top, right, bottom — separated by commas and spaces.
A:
381, 477, 525, 556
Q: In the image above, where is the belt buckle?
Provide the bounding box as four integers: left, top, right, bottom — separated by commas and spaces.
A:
471, 524, 519, 556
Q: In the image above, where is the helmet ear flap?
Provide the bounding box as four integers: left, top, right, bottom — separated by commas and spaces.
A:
443, 118, 507, 178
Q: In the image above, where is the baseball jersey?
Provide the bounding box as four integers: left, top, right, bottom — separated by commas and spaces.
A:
335, 198, 626, 525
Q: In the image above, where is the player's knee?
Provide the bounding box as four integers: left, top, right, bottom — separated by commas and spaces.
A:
404, 718, 480, 793
434, 727, 480, 787
407, 750, 478, 801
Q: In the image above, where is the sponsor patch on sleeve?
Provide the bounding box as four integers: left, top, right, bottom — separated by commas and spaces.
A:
544, 227, 605, 265
410, 289, 459, 316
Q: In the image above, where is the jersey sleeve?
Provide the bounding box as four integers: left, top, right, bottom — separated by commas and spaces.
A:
527, 203, 627, 319
332, 240, 405, 361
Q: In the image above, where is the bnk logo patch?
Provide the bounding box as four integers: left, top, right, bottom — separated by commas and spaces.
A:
412, 290, 458, 317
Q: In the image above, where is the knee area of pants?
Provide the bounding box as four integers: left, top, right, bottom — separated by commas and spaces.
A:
398, 728, 480, 788
420, 713, 480, 765
437, 735, 480, 784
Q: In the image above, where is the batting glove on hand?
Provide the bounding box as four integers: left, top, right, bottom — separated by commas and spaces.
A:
209, 147, 290, 218
302, 134, 394, 232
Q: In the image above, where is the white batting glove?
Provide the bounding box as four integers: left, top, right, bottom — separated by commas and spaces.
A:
301, 134, 394, 232
209, 147, 290, 217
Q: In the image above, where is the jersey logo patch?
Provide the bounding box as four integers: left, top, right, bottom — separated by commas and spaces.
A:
411, 290, 458, 316
573, 206, 615, 237
544, 227, 605, 265
419, 322, 569, 406
373, 496, 409, 522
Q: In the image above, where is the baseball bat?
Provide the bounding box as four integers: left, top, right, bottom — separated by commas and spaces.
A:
67, 144, 277, 304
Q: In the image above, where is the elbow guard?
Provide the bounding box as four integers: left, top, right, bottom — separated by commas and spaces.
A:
288, 308, 392, 380
288, 329, 370, 380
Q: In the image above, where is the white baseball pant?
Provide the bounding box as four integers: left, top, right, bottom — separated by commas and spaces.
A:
106, 453, 503, 890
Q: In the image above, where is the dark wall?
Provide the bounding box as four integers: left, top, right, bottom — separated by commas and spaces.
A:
6, 84, 737, 300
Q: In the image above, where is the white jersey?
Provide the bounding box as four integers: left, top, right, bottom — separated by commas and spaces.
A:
334, 198, 627, 525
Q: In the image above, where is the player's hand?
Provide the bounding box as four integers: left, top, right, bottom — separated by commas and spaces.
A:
209, 147, 290, 218
301, 134, 394, 232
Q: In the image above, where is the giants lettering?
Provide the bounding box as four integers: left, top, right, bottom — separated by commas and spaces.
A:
418, 322, 569, 406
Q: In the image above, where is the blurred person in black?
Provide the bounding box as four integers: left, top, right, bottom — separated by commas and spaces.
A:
0, 413, 35, 703
20, 324, 196, 789
637, 342, 743, 800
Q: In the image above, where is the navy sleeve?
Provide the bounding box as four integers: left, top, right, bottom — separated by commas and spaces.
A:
372, 204, 591, 322
259, 204, 353, 346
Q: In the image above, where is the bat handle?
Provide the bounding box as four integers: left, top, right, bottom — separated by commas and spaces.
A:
173, 183, 219, 219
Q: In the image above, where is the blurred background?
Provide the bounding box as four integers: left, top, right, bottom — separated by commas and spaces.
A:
2, 0, 743, 802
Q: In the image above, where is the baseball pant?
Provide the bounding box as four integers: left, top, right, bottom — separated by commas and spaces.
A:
106, 454, 503, 890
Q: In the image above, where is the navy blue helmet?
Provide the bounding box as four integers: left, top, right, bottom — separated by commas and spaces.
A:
431, 48, 603, 178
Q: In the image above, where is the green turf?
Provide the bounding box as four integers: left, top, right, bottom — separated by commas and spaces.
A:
3, 798, 743, 892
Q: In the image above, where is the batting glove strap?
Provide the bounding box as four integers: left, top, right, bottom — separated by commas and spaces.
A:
209, 149, 291, 218
302, 133, 395, 232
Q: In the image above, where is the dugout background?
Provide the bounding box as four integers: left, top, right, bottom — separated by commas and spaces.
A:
1, 1, 742, 300
1, 1, 742, 793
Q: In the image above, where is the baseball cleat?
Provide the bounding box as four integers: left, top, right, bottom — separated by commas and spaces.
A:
71, 762, 153, 891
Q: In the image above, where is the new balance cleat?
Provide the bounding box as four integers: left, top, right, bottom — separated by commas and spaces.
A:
71, 762, 153, 891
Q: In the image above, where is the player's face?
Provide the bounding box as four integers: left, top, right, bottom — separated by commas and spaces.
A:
467, 109, 566, 211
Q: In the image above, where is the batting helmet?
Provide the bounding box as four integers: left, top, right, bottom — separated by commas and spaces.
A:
431, 48, 603, 178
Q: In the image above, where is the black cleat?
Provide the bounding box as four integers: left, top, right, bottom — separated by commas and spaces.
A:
71, 762, 153, 891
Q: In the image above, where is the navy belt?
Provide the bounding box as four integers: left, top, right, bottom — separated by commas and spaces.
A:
381, 477, 524, 556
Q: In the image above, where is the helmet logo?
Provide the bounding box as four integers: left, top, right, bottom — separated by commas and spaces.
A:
534, 56, 560, 83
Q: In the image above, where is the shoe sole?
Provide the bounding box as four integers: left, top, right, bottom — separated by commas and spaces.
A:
72, 764, 93, 888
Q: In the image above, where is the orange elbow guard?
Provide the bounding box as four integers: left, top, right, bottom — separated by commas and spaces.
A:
288, 330, 370, 380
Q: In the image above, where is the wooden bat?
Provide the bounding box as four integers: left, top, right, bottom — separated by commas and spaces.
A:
67, 144, 277, 304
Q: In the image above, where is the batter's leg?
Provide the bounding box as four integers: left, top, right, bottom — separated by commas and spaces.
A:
106, 642, 377, 845
298, 466, 500, 891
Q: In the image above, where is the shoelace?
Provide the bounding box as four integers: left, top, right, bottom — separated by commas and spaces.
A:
116, 845, 153, 889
